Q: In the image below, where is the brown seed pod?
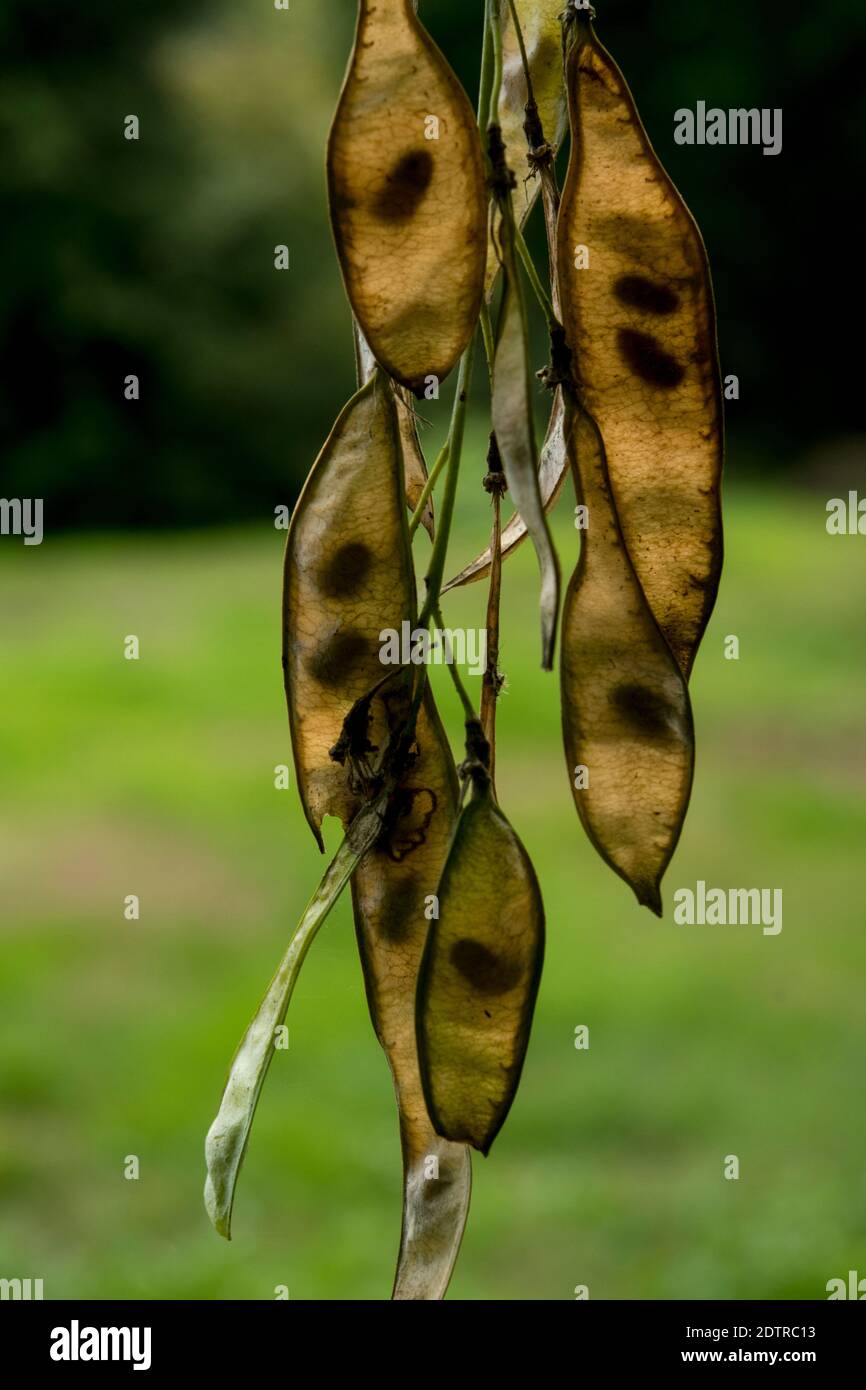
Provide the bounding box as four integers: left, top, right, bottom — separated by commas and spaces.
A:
328, 0, 488, 394
282, 370, 411, 845
484, 0, 569, 297
490, 165, 561, 670
417, 759, 545, 1155
560, 399, 694, 915
352, 684, 470, 1299
283, 365, 470, 1297
354, 322, 434, 539
556, 12, 723, 677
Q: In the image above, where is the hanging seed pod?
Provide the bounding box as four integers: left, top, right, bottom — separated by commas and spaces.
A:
485, 0, 569, 296
556, 11, 723, 677
417, 729, 545, 1154
283, 366, 470, 1296
282, 371, 411, 845
490, 129, 560, 669
560, 398, 694, 915
354, 321, 434, 540
328, 0, 487, 394
352, 684, 470, 1300
396, 389, 435, 541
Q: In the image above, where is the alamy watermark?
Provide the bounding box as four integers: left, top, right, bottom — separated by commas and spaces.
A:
1, 1276, 43, 1299
673, 880, 783, 936
674, 102, 782, 157
50, 1321, 151, 1371
379, 621, 487, 676
0, 498, 43, 545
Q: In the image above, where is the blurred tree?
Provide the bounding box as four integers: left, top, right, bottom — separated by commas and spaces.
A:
1, 0, 864, 530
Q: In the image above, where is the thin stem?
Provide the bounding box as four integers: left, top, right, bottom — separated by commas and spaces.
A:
489, 0, 505, 117
408, 440, 449, 537
480, 488, 503, 784
540, 168, 562, 319
505, 0, 534, 107
514, 221, 557, 329
420, 344, 475, 630
479, 301, 495, 385
478, 0, 495, 129
405, 1, 497, 725
434, 601, 478, 723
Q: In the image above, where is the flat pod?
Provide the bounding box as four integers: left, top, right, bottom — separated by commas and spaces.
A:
283, 368, 471, 1296
352, 686, 470, 1300
282, 371, 409, 846
556, 15, 723, 677
417, 780, 544, 1154
328, 0, 487, 394
396, 389, 435, 540
443, 387, 567, 592
354, 321, 434, 539
485, 0, 569, 297
492, 224, 560, 668
560, 401, 694, 913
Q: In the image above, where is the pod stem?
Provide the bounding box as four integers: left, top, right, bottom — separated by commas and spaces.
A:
434, 600, 479, 725
408, 439, 449, 537
480, 434, 505, 782
514, 221, 557, 331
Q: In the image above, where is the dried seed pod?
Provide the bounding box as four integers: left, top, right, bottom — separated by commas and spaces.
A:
354, 321, 434, 539
485, 0, 569, 296
491, 154, 560, 669
328, 0, 487, 394
204, 786, 394, 1241
443, 388, 567, 592
396, 388, 435, 541
352, 686, 470, 1300
556, 12, 723, 677
282, 371, 410, 846
417, 750, 545, 1155
284, 366, 470, 1297
560, 399, 694, 914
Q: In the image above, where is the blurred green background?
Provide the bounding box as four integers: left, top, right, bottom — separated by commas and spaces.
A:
2, 0, 866, 1301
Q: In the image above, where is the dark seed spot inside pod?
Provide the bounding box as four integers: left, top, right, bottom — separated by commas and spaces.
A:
386, 787, 436, 863
372, 149, 434, 222
617, 328, 685, 388
375, 877, 419, 943
450, 939, 522, 996
307, 630, 369, 686
611, 682, 675, 738
614, 275, 680, 315
318, 541, 372, 598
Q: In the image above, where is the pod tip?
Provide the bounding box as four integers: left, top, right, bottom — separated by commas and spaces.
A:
204, 1175, 232, 1241
636, 881, 663, 918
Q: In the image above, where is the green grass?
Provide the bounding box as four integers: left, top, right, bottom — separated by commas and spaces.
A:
1, 480, 864, 1300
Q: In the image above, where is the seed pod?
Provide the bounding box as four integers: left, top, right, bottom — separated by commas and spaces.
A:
556, 12, 723, 677
417, 751, 545, 1155
490, 143, 560, 669
352, 685, 470, 1300
328, 0, 487, 394
485, 0, 569, 296
396, 389, 435, 541
283, 366, 470, 1297
443, 389, 567, 592
283, 371, 410, 846
354, 321, 434, 539
560, 399, 694, 914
